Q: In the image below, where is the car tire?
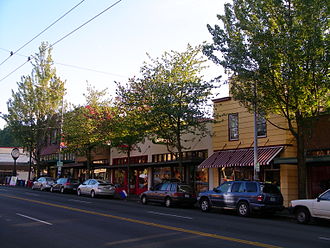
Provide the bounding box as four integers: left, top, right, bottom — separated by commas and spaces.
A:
91, 190, 95, 198
40, 186, 44, 191
200, 198, 211, 212
141, 195, 147, 205
237, 201, 250, 217
50, 186, 53, 192
165, 197, 172, 208
60, 187, 65, 194
77, 189, 81, 196
296, 207, 311, 224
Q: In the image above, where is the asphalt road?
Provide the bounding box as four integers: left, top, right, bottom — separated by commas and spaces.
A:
0, 186, 329, 248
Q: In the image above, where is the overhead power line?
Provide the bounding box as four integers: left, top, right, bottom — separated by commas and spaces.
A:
0, 0, 123, 83
0, 48, 127, 79
0, 0, 86, 67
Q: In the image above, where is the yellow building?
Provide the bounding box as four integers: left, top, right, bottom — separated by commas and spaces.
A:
199, 97, 299, 206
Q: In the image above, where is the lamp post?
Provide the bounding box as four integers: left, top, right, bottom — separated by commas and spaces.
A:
253, 81, 259, 181
11, 147, 20, 176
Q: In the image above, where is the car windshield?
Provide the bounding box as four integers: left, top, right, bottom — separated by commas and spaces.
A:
178, 185, 193, 193
262, 184, 281, 194
46, 178, 54, 182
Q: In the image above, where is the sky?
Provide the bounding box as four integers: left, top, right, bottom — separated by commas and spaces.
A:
0, 0, 229, 129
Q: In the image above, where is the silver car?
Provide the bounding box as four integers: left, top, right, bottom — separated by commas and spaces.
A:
77, 179, 116, 198
32, 177, 54, 191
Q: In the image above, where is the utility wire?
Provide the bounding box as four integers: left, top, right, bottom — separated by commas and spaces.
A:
51, 0, 122, 47
0, 0, 123, 83
0, 0, 86, 67
0, 47, 127, 78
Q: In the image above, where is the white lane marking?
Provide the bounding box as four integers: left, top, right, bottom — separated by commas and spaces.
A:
147, 211, 193, 220
68, 199, 92, 204
16, 213, 52, 225
319, 236, 330, 241
24, 193, 40, 196
0, 189, 8, 191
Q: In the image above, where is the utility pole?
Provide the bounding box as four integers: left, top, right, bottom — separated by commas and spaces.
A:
253, 81, 259, 181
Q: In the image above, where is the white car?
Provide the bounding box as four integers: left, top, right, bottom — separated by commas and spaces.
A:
289, 189, 330, 224
77, 179, 116, 198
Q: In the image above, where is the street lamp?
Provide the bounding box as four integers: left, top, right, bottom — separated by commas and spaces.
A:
11, 147, 20, 176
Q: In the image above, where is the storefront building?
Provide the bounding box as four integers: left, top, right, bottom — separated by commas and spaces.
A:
199, 97, 299, 206
108, 124, 213, 195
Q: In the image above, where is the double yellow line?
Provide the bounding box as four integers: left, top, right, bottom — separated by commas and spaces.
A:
0, 193, 281, 248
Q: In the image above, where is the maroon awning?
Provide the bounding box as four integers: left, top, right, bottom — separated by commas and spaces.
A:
198, 146, 283, 168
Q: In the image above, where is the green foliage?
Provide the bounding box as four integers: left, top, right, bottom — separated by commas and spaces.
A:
204, 0, 329, 128
2, 42, 65, 172
62, 84, 114, 177
0, 126, 22, 147
116, 45, 215, 176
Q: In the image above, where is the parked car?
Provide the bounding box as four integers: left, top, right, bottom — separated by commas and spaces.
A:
197, 181, 284, 217
140, 181, 197, 207
32, 177, 54, 191
289, 189, 330, 224
50, 178, 80, 193
77, 179, 116, 198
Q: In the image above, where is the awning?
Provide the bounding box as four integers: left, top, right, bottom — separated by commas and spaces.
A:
198, 146, 283, 168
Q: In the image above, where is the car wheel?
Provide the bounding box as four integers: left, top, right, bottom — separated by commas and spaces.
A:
165, 197, 172, 208
237, 201, 250, 217
141, 195, 147, 205
77, 189, 81, 196
40, 186, 44, 191
296, 208, 311, 224
91, 190, 95, 198
200, 198, 211, 212
60, 187, 65, 194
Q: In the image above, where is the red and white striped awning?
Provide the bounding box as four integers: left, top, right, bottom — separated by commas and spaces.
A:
198, 146, 283, 168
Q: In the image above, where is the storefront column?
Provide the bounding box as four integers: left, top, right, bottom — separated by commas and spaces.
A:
208, 168, 219, 190
280, 164, 298, 207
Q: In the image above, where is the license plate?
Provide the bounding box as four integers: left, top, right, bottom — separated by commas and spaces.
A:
185, 194, 190, 198
270, 197, 276, 202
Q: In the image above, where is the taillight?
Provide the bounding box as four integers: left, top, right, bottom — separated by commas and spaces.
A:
64, 182, 71, 186
173, 192, 184, 197
257, 195, 264, 202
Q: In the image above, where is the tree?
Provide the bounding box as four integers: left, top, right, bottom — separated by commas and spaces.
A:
0, 126, 23, 147
2, 42, 65, 177
204, 0, 329, 198
62, 84, 113, 179
116, 45, 215, 180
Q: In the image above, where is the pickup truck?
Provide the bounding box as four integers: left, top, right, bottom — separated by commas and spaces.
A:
289, 189, 330, 224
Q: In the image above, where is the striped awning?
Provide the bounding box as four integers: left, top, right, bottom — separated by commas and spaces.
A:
198, 146, 283, 168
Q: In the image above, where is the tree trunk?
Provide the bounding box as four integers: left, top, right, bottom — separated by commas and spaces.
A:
86, 146, 92, 179
296, 120, 308, 199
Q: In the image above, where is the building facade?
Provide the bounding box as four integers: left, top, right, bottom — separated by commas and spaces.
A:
199, 97, 299, 206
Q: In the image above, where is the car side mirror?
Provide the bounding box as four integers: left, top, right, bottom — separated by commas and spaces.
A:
213, 187, 220, 193
317, 197, 323, 202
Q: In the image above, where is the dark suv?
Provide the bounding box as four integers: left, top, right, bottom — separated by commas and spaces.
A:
140, 181, 196, 207
50, 178, 80, 193
198, 181, 284, 217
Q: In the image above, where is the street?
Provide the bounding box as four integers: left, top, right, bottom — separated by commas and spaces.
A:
0, 186, 329, 248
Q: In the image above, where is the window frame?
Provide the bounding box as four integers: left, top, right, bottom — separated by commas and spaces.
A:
228, 113, 239, 141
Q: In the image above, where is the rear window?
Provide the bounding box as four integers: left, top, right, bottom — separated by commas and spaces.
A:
68, 179, 79, 183
178, 185, 193, 193
97, 180, 113, 186
261, 184, 281, 194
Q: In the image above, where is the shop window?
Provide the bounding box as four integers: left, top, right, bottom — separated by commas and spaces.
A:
228, 113, 239, 140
